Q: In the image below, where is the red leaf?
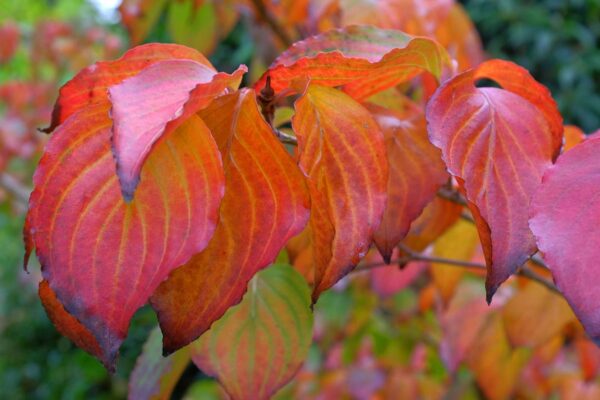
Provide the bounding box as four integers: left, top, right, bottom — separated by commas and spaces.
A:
292, 84, 388, 300
366, 101, 448, 262
25, 103, 224, 369
43, 43, 213, 134
255, 25, 450, 100
530, 136, 600, 343
426, 59, 562, 301
150, 89, 310, 353
109, 59, 245, 199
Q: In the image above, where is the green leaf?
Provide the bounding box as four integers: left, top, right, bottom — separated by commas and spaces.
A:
190, 264, 313, 400
128, 327, 191, 400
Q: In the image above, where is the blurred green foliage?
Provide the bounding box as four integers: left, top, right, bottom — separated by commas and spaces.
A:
463, 0, 600, 132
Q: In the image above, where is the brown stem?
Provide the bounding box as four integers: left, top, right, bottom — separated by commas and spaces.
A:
249, 0, 293, 47
437, 186, 468, 207
357, 244, 560, 295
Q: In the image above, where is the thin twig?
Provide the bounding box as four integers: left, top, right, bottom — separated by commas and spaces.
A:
275, 129, 298, 145
249, 0, 293, 47
437, 186, 468, 207
356, 243, 561, 295
0, 172, 30, 205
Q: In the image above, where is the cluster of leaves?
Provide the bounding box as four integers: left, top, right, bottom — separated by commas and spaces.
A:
14, 0, 600, 399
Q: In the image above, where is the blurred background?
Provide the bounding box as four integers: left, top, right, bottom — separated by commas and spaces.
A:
1, 1, 599, 399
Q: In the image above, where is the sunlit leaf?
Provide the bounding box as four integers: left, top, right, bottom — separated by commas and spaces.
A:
427, 59, 562, 301
292, 84, 388, 300
256, 25, 450, 100
25, 104, 224, 369
151, 89, 310, 353
191, 264, 313, 400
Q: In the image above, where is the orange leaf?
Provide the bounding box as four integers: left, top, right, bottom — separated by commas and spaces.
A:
255, 25, 450, 100
43, 43, 212, 133
150, 89, 310, 353
563, 125, 586, 151
25, 104, 224, 369
292, 84, 388, 300
366, 101, 448, 262
402, 196, 463, 252
427, 59, 563, 301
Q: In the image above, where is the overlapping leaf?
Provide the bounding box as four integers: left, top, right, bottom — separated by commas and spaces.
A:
43, 43, 212, 133
151, 89, 310, 353
426, 59, 563, 301
292, 84, 388, 300
109, 59, 245, 198
191, 264, 313, 400
25, 104, 224, 369
366, 101, 448, 262
255, 25, 450, 100
129, 328, 191, 400
530, 136, 600, 343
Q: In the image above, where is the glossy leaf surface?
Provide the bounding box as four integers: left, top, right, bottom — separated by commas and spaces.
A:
530, 136, 600, 343
151, 89, 310, 353
256, 25, 450, 100
25, 104, 224, 369
292, 84, 387, 300
427, 59, 562, 300
191, 264, 313, 400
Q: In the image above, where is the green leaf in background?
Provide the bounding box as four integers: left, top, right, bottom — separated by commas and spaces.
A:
167, 0, 217, 54
128, 328, 191, 400
191, 264, 313, 400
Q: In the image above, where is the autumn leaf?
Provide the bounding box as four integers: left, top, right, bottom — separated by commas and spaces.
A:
191, 264, 313, 400
129, 328, 191, 400
151, 89, 310, 353
119, 0, 168, 45
365, 101, 448, 262
426, 59, 563, 301
255, 25, 451, 100
25, 104, 224, 369
292, 84, 388, 300
563, 125, 586, 151
109, 59, 245, 199
43, 43, 213, 134
530, 136, 600, 344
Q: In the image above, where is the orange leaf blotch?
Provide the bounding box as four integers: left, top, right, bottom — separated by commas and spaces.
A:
292, 84, 388, 300
109, 59, 246, 199
150, 89, 310, 353
255, 25, 450, 100
563, 125, 586, 152
426, 59, 562, 301
42, 43, 213, 133
366, 101, 448, 262
530, 136, 600, 344
25, 103, 224, 368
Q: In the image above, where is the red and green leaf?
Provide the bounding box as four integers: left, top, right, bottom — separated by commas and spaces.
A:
426, 59, 562, 301
25, 103, 224, 369
530, 136, 600, 343
191, 264, 313, 400
150, 89, 310, 353
129, 328, 191, 400
255, 25, 450, 100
